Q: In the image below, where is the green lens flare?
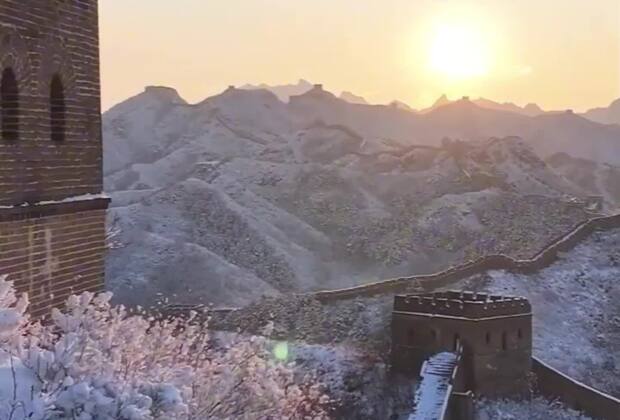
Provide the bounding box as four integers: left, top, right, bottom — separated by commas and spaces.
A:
273, 342, 289, 361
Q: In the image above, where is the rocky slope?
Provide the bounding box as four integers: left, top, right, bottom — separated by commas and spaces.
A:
211, 227, 620, 418
103, 85, 620, 307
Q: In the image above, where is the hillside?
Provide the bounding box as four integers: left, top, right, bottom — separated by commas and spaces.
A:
103, 85, 620, 308
582, 98, 620, 126
209, 225, 620, 418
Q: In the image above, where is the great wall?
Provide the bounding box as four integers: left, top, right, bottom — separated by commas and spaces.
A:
170, 211, 620, 316
164, 212, 620, 419
314, 212, 620, 419
405, 355, 620, 419
309, 212, 620, 302
0, 1, 618, 418
410, 347, 470, 420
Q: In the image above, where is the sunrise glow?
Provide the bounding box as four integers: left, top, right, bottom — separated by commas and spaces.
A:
428, 22, 492, 80
99, 0, 619, 111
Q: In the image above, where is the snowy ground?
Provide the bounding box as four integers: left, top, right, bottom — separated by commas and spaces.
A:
103, 86, 614, 309
453, 227, 620, 396
101, 86, 620, 417
212, 227, 620, 417
290, 343, 413, 419
0, 352, 40, 420
475, 398, 592, 420
260, 341, 595, 419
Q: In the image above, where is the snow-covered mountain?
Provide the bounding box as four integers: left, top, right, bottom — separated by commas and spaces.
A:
103, 85, 620, 307
217, 225, 620, 416
240, 79, 371, 105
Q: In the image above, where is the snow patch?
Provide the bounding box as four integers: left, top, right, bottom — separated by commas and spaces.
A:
0, 193, 109, 209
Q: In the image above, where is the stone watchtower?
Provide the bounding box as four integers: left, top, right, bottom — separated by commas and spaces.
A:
0, 0, 109, 317
392, 291, 532, 397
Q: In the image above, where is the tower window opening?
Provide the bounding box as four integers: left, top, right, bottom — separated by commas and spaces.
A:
453, 334, 460, 350
486, 332, 491, 345
517, 328, 523, 340
502, 331, 508, 350
50, 74, 66, 142
1, 67, 19, 141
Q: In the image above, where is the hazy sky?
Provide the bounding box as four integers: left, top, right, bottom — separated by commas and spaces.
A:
100, 0, 620, 112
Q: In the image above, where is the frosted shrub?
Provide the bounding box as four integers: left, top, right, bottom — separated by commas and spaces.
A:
0, 276, 330, 419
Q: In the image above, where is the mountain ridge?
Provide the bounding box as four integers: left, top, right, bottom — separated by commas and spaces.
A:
102, 84, 620, 308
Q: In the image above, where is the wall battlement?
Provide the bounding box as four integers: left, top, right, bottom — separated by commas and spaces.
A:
392, 291, 533, 398
394, 291, 531, 319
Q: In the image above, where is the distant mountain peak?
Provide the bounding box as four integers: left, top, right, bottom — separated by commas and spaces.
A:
582, 97, 620, 125
297, 79, 313, 87
416, 94, 453, 114
339, 91, 368, 105
240, 80, 315, 102
420, 94, 545, 116
143, 86, 187, 104
433, 94, 451, 108
524, 103, 543, 113
291, 83, 336, 98
389, 100, 414, 112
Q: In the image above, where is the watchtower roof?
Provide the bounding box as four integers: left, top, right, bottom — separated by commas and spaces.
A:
394, 290, 531, 319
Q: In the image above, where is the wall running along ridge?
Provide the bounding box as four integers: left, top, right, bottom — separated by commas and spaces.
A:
164, 212, 620, 419
532, 358, 620, 420
310, 213, 620, 302
166, 213, 620, 314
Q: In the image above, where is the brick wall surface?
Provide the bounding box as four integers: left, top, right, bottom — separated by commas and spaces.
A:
0, 0, 107, 315
0, 0, 102, 206
392, 310, 532, 397
0, 206, 106, 317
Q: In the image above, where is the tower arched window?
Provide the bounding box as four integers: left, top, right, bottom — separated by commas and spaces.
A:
50, 74, 66, 142
1, 67, 19, 141
502, 332, 508, 350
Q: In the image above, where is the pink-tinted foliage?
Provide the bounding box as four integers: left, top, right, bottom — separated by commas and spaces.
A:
0, 275, 330, 419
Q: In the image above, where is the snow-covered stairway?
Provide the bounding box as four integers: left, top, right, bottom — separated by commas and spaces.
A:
409, 351, 460, 420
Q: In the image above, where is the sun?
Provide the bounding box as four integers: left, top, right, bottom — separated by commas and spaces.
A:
428, 22, 492, 80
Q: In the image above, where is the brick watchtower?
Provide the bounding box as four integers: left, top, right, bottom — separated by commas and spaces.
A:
392, 291, 532, 397
0, 0, 109, 317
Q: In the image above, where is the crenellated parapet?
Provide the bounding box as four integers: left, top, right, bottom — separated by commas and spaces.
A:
392, 290, 533, 398
394, 291, 531, 319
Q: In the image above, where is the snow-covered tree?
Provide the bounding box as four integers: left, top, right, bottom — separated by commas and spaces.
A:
0, 275, 330, 419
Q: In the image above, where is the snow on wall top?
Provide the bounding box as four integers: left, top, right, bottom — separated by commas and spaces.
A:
410, 351, 459, 420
